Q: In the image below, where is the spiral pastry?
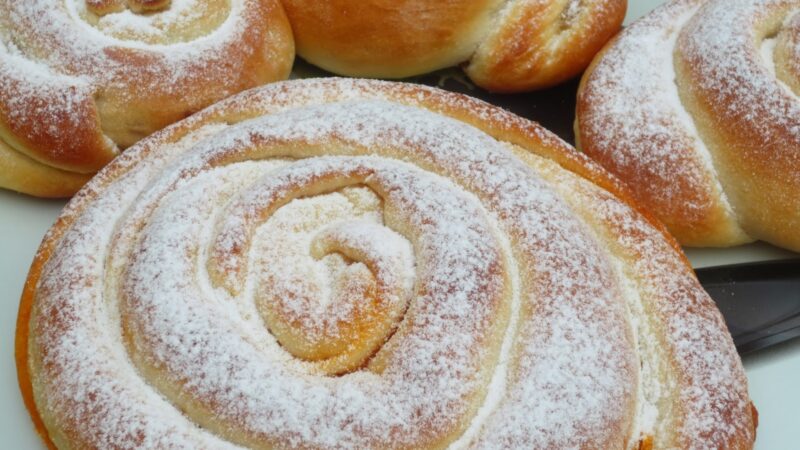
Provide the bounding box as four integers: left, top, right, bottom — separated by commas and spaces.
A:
281, 0, 626, 92
17, 79, 755, 449
0, 0, 293, 197
577, 0, 800, 251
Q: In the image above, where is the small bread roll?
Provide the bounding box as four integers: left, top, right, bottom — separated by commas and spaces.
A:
282, 0, 626, 92
0, 0, 294, 197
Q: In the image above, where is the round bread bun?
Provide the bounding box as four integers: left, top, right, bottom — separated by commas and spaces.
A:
281, 0, 626, 92
17, 78, 755, 449
0, 0, 294, 197
577, 0, 800, 250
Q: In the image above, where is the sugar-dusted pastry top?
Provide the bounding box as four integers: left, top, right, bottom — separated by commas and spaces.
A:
0, 0, 293, 197
577, 0, 800, 250
282, 0, 626, 92
17, 79, 755, 449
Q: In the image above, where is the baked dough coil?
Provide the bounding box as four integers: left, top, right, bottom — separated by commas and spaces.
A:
281, 0, 626, 92
17, 79, 755, 449
577, 0, 800, 250
0, 0, 293, 197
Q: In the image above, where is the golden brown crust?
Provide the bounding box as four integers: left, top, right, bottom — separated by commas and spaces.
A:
0, 67, 116, 174
87, 0, 172, 15
18, 78, 752, 449
576, 33, 749, 247
674, 0, 800, 251
283, 0, 504, 79
126, 0, 172, 13
0, 139, 92, 198
16, 227, 59, 450
85, 0, 126, 15
282, 0, 625, 91
576, 0, 800, 250
0, 0, 294, 198
467, 0, 627, 92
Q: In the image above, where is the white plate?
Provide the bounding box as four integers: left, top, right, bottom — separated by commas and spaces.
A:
2, 1, 798, 448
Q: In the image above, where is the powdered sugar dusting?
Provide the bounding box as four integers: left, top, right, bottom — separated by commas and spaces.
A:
0, 0, 291, 181
681, 0, 800, 145
0, 37, 101, 161
531, 152, 754, 448
26, 79, 752, 448
678, 0, 800, 250
577, 0, 746, 242
579, 0, 800, 248
6, 0, 275, 100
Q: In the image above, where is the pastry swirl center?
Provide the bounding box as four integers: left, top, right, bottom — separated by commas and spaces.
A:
86, 0, 171, 16
78, 0, 231, 44
251, 186, 416, 375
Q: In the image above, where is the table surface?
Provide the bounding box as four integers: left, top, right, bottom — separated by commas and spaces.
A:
2, 1, 798, 448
